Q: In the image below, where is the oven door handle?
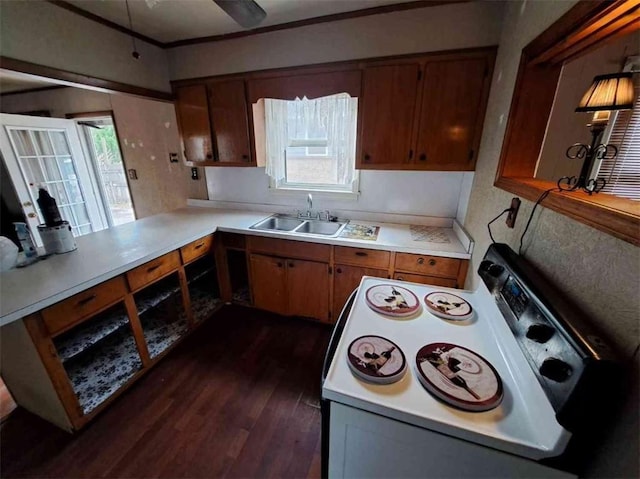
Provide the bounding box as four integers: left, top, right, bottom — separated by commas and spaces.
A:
322, 288, 357, 383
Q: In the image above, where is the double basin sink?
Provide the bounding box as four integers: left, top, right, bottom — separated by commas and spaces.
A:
250, 214, 348, 237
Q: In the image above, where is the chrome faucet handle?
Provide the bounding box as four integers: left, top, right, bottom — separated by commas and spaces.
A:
307, 193, 313, 211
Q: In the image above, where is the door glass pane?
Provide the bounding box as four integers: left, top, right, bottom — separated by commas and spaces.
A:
72, 204, 91, 225
42, 157, 62, 181
57, 156, 77, 180
52, 182, 69, 205
65, 180, 84, 204
9, 130, 36, 156
33, 131, 54, 156
23, 157, 45, 185
50, 131, 71, 155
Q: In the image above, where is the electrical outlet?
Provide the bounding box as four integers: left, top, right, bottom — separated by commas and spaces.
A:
169, 152, 179, 163
506, 197, 521, 228
127, 169, 138, 180
191, 167, 199, 180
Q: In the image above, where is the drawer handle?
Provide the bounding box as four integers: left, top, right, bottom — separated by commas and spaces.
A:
417, 258, 424, 265
397, 276, 404, 281
147, 264, 162, 273
77, 294, 97, 307
336, 268, 342, 274
429, 259, 436, 266
355, 252, 368, 257
277, 261, 283, 268
289, 262, 294, 268
194, 243, 204, 250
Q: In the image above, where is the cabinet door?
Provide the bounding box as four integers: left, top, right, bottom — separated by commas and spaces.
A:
208, 79, 253, 164
415, 57, 489, 170
175, 85, 214, 163
287, 259, 330, 322
359, 64, 420, 168
333, 265, 388, 321
250, 254, 287, 315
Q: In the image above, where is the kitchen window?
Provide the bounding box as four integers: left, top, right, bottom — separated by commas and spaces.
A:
263, 93, 359, 195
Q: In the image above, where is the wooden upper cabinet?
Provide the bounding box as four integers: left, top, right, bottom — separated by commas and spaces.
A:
208, 79, 252, 164
358, 64, 420, 167
414, 56, 492, 170
175, 85, 215, 164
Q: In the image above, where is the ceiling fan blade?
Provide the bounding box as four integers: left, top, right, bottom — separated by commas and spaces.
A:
214, 0, 267, 28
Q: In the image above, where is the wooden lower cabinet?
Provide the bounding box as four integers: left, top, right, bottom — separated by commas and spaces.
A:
333, 265, 388, 321
250, 254, 288, 316
393, 272, 457, 288
250, 254, 330, 321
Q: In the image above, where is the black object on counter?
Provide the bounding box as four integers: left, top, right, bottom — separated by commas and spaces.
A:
37, 188, 63, 226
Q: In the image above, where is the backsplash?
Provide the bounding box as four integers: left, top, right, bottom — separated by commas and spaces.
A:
204, 167, 473, 221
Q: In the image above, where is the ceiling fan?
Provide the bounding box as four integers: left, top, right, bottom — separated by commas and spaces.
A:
145, 0, 267, 29
213, 0, 267, 28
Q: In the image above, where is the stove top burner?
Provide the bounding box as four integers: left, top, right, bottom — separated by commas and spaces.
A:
347, 335, 407, 384
424, 291, 474, 322
365, 284, 421, 318
415, 342, 503, 412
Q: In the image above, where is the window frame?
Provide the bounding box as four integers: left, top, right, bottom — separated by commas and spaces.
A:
495, 0, 640, 246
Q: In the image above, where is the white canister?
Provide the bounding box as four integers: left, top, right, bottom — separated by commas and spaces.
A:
38, 222, 77, 254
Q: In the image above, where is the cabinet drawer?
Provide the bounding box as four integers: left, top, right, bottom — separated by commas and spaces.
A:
393, 273, 457, 288
334, 246, 390, 269
247, 236, 330, 262
127, 251, 181, 291
41, 276, 128, 335
394, 253, 461, 278
180, 235, 213, 264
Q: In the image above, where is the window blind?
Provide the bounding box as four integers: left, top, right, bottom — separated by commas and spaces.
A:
598, 83, 640, 200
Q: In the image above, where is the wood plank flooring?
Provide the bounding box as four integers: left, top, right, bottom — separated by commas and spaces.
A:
0, 305, 331, 478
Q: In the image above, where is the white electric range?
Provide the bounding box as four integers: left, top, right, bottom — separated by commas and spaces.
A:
321, 244, 619, 479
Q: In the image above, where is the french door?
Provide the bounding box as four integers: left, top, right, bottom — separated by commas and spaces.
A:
0, 114, 106, 246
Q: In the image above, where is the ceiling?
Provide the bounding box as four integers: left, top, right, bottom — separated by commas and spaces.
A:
0, 70, 61, 94
63, 0, 422, 44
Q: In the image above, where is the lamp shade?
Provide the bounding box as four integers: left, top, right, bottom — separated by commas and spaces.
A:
575, 72, 634, 112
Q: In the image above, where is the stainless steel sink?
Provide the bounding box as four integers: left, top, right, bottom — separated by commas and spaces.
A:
250, 216, 304, 232
295, 220, 346, 236
249, 214, 348, 237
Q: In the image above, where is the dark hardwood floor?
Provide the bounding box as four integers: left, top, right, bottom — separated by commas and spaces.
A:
0, 305, 331, 478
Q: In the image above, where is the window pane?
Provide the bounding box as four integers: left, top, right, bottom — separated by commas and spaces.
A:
33, 131, 54, 156
52, 182, 70, 205
285, 156, 338, 185
59, 205, 75, 226
22, 158, 46, 185
72, 204, 91, 226
50, 131, 71, 155
10, 130, 36, 156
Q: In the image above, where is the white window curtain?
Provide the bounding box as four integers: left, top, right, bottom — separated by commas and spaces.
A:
264, 93, 358, 186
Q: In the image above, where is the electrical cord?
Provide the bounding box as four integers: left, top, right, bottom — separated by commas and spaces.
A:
518, 186, 562, 255
487, 208, 512, 244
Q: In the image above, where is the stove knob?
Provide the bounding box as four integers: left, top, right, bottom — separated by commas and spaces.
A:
540, 358, 572, 383
526, 324, 555, 343
479, 260, 494, 272
487, 264, 505, 277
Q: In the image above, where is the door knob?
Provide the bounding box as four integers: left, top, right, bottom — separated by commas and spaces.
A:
27, 213, 37, 218
23, 201, 32, 207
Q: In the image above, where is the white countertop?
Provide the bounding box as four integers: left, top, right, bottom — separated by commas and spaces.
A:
0, 206, 472, 326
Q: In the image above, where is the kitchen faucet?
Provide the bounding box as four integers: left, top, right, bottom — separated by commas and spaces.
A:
307, 193, 313, 211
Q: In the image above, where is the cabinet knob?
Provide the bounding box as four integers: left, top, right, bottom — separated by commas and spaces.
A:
397, 276, 404, 281
206, 153, 213, 160
429, 259, 436, 266
364, 154, 371, 162
355, 251, 368, 257
289, 262, 294, 268
417, 258, 424, 265
336, 268, 342, 274
419, 153, 427, 161
242, 154, 249, 161
277, 262, 283, 268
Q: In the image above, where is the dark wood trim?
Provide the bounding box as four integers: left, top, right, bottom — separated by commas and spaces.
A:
170, 45, 497, 88
495, 0, 640, 246
64, 110, 114, 119
496, 177, 640, 246
46, 0, 164, 48
0, 85, 68, 97
165, 0, 469, 48
0, 57, 173, 102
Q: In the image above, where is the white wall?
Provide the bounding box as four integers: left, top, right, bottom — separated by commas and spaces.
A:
0, 1, 171, 92
463, 2, 638, 476
168, 1, 504, 79
205, 167, 473, 219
